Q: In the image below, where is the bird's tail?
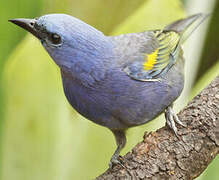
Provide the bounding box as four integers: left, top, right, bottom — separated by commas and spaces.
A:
164, 13, 209, 44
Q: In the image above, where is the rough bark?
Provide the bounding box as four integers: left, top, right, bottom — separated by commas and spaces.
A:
96, 76, 219, 180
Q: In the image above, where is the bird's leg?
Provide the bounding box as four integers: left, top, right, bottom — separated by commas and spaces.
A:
165, 104, 186, 137
109, 129, 127, 169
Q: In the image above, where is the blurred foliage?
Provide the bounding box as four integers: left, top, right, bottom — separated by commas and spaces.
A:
0, 0, 43, 67
43, 0, 146, 34
0, 0, 218, 180
113, 0, 184, 34
192, 60, 219, 98
0, 0, 43, 175
201, 156, 219, 180
196, 0, 219, 83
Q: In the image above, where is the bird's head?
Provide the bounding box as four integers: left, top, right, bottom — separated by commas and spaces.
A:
9, 14, 113, 70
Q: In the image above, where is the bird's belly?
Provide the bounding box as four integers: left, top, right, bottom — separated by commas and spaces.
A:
61, 76, 128, 129
110, 80, 184, 127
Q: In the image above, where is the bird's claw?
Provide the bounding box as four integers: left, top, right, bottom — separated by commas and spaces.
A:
172, 111, 186, 127
165, 106, 186, 137
109, 155, 125, 169
109, 156, 133, 177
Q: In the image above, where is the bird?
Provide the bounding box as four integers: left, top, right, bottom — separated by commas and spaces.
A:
9, 13, 208, 168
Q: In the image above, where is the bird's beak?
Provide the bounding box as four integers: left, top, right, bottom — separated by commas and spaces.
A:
9, 18, 41, 39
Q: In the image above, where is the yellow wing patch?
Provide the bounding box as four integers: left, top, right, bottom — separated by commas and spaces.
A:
144, 31, 180, 71
124, 30, 181, 81
144, 49, 159, 70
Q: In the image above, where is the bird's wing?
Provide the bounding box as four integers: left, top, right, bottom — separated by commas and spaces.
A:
112, 30, 181, 81
111, 14, 207, 81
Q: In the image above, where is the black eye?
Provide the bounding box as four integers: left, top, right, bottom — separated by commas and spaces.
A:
50, 33, 62, 45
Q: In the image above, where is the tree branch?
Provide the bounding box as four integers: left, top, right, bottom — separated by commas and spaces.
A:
96, 76, 219, 180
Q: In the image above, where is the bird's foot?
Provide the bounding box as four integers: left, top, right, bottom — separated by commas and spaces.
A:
109, 155, 125, 169
165, 106, 186, 137
109, 155, 133, 177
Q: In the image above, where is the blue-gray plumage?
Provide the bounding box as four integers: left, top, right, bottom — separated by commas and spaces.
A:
9, 13, 208, 168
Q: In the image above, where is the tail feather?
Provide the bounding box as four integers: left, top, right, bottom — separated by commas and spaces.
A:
165, 13, 209, 44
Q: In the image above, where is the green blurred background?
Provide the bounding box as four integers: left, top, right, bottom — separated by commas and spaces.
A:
0, 0, 218, 179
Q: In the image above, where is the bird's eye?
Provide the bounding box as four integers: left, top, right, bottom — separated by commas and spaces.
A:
50, 33, 62, 45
